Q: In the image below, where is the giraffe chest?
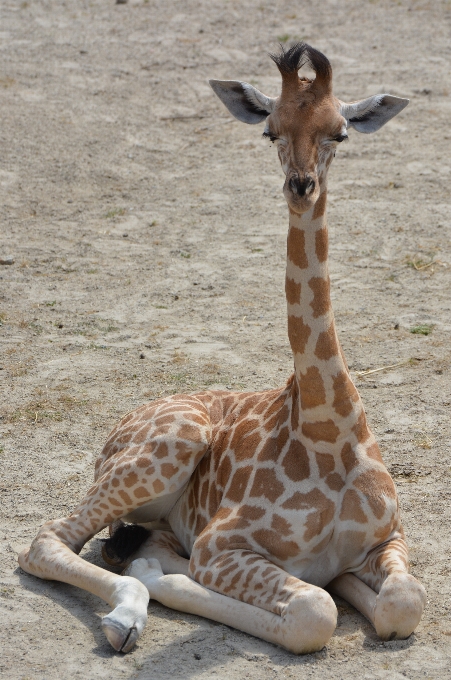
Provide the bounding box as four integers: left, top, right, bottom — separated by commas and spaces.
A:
168, 441, 400, 587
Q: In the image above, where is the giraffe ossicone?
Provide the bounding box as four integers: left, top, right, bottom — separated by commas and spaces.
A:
19, 42, 426, 655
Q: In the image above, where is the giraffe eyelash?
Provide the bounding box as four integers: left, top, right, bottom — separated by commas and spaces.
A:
262, 131, 279, 143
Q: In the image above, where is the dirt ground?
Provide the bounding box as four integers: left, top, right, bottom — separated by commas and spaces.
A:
1, 0, 451, 678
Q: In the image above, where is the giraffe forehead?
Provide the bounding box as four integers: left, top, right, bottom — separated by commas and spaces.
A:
270, 94, 344, 140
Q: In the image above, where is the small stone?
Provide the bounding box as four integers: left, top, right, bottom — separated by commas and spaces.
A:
116, 0, 127, 3
0, 257, 14, 265
122, 233, 128, 238
194, 653, 201, 660
394, 323, 399, 330
139, 352, 145, 359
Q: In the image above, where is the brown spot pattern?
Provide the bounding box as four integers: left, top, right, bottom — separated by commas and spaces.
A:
290, 379, 299, 431
134, 486, 150, 499
340, 442, 359, 474
314, 323, 339, 361
315, 452, 335, 478
178, 423, 203, 442
312, 190, 327, 219
118, 490, 132, 505
302, 418, 340, 443
153, 478, 164, 494
154, 442, 169, 459
287, 226, 308, 269
366, 441, 383, 463
353, 469, 396, 520
299, 366, 327, 409
326, 472, 345, 491
280, 488, 335, 542
288, 314, 311, 355
282, 439, 310, 481
237, 505, 266, 521
271, 514, 293, 536
335, 530, 367, 560
315, 226, 328, 262
225, 466, 253, 503
252, 529, 300, 560
258, 426, 289, 462
235, 431, 262, 461
250, 468, 284, 502
352, 409, 370, 444
332, 371, 358, 417
285, 277, 301, 305
161, 463, 178, 479
308, 276, 330, 318
340, 489, 368, 523
123, 471, 139, 488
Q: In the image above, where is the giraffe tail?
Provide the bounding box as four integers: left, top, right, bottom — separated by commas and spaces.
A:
102, 523, 151, 569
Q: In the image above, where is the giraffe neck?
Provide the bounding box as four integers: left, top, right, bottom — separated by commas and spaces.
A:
285, 182, 366, 445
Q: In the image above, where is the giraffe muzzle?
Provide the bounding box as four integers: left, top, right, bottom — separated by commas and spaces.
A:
289, 174, 316, 197
284, 173, 319, 213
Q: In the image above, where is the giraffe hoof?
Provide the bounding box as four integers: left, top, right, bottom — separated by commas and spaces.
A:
374, 573, 427, 640
102, 605, 146, 653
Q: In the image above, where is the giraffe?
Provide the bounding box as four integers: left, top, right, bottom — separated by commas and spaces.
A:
18, 43, 426, 655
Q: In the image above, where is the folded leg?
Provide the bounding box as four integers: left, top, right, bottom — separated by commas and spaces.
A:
18, 395, 212, 652
127, 547, 338, 654
328, 537, 426, 640
120, 528, 190, 576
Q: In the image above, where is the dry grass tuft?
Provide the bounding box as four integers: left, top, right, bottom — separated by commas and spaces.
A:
1, 391, 89, 424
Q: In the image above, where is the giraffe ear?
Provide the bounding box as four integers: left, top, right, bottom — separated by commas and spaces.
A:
209, 80, 276, 124
340, 94, 409, 134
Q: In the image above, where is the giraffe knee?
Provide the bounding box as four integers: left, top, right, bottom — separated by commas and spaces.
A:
374, 573, 427, 640
18, 520, 59, 568
283, 587, 337, 654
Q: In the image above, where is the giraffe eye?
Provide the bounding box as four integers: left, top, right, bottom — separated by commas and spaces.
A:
334, 134, 348, 143
263, 131, 279, 143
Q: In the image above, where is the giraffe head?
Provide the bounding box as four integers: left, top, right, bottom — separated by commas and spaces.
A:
210, 43, 409, 215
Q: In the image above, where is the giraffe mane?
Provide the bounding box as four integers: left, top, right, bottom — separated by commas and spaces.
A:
270, 42, 332, 90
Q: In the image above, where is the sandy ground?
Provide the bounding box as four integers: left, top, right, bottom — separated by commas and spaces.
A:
1, 0, 451, 678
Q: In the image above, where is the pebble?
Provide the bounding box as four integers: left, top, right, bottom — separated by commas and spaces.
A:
0, 257, 14, 265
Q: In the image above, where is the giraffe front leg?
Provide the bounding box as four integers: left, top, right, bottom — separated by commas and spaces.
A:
328, 537, 426, 640
190, 543, 337, 653
126, 549, 337, 654
19, 395, 212, 652
18, 517, 149, 652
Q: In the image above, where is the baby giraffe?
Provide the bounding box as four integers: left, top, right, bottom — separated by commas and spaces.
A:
19, 43, 426, 654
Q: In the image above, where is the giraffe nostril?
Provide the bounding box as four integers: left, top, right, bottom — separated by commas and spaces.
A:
305, 178, 315, 195
289, 176, 302, 195
289, 175, 315, 197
